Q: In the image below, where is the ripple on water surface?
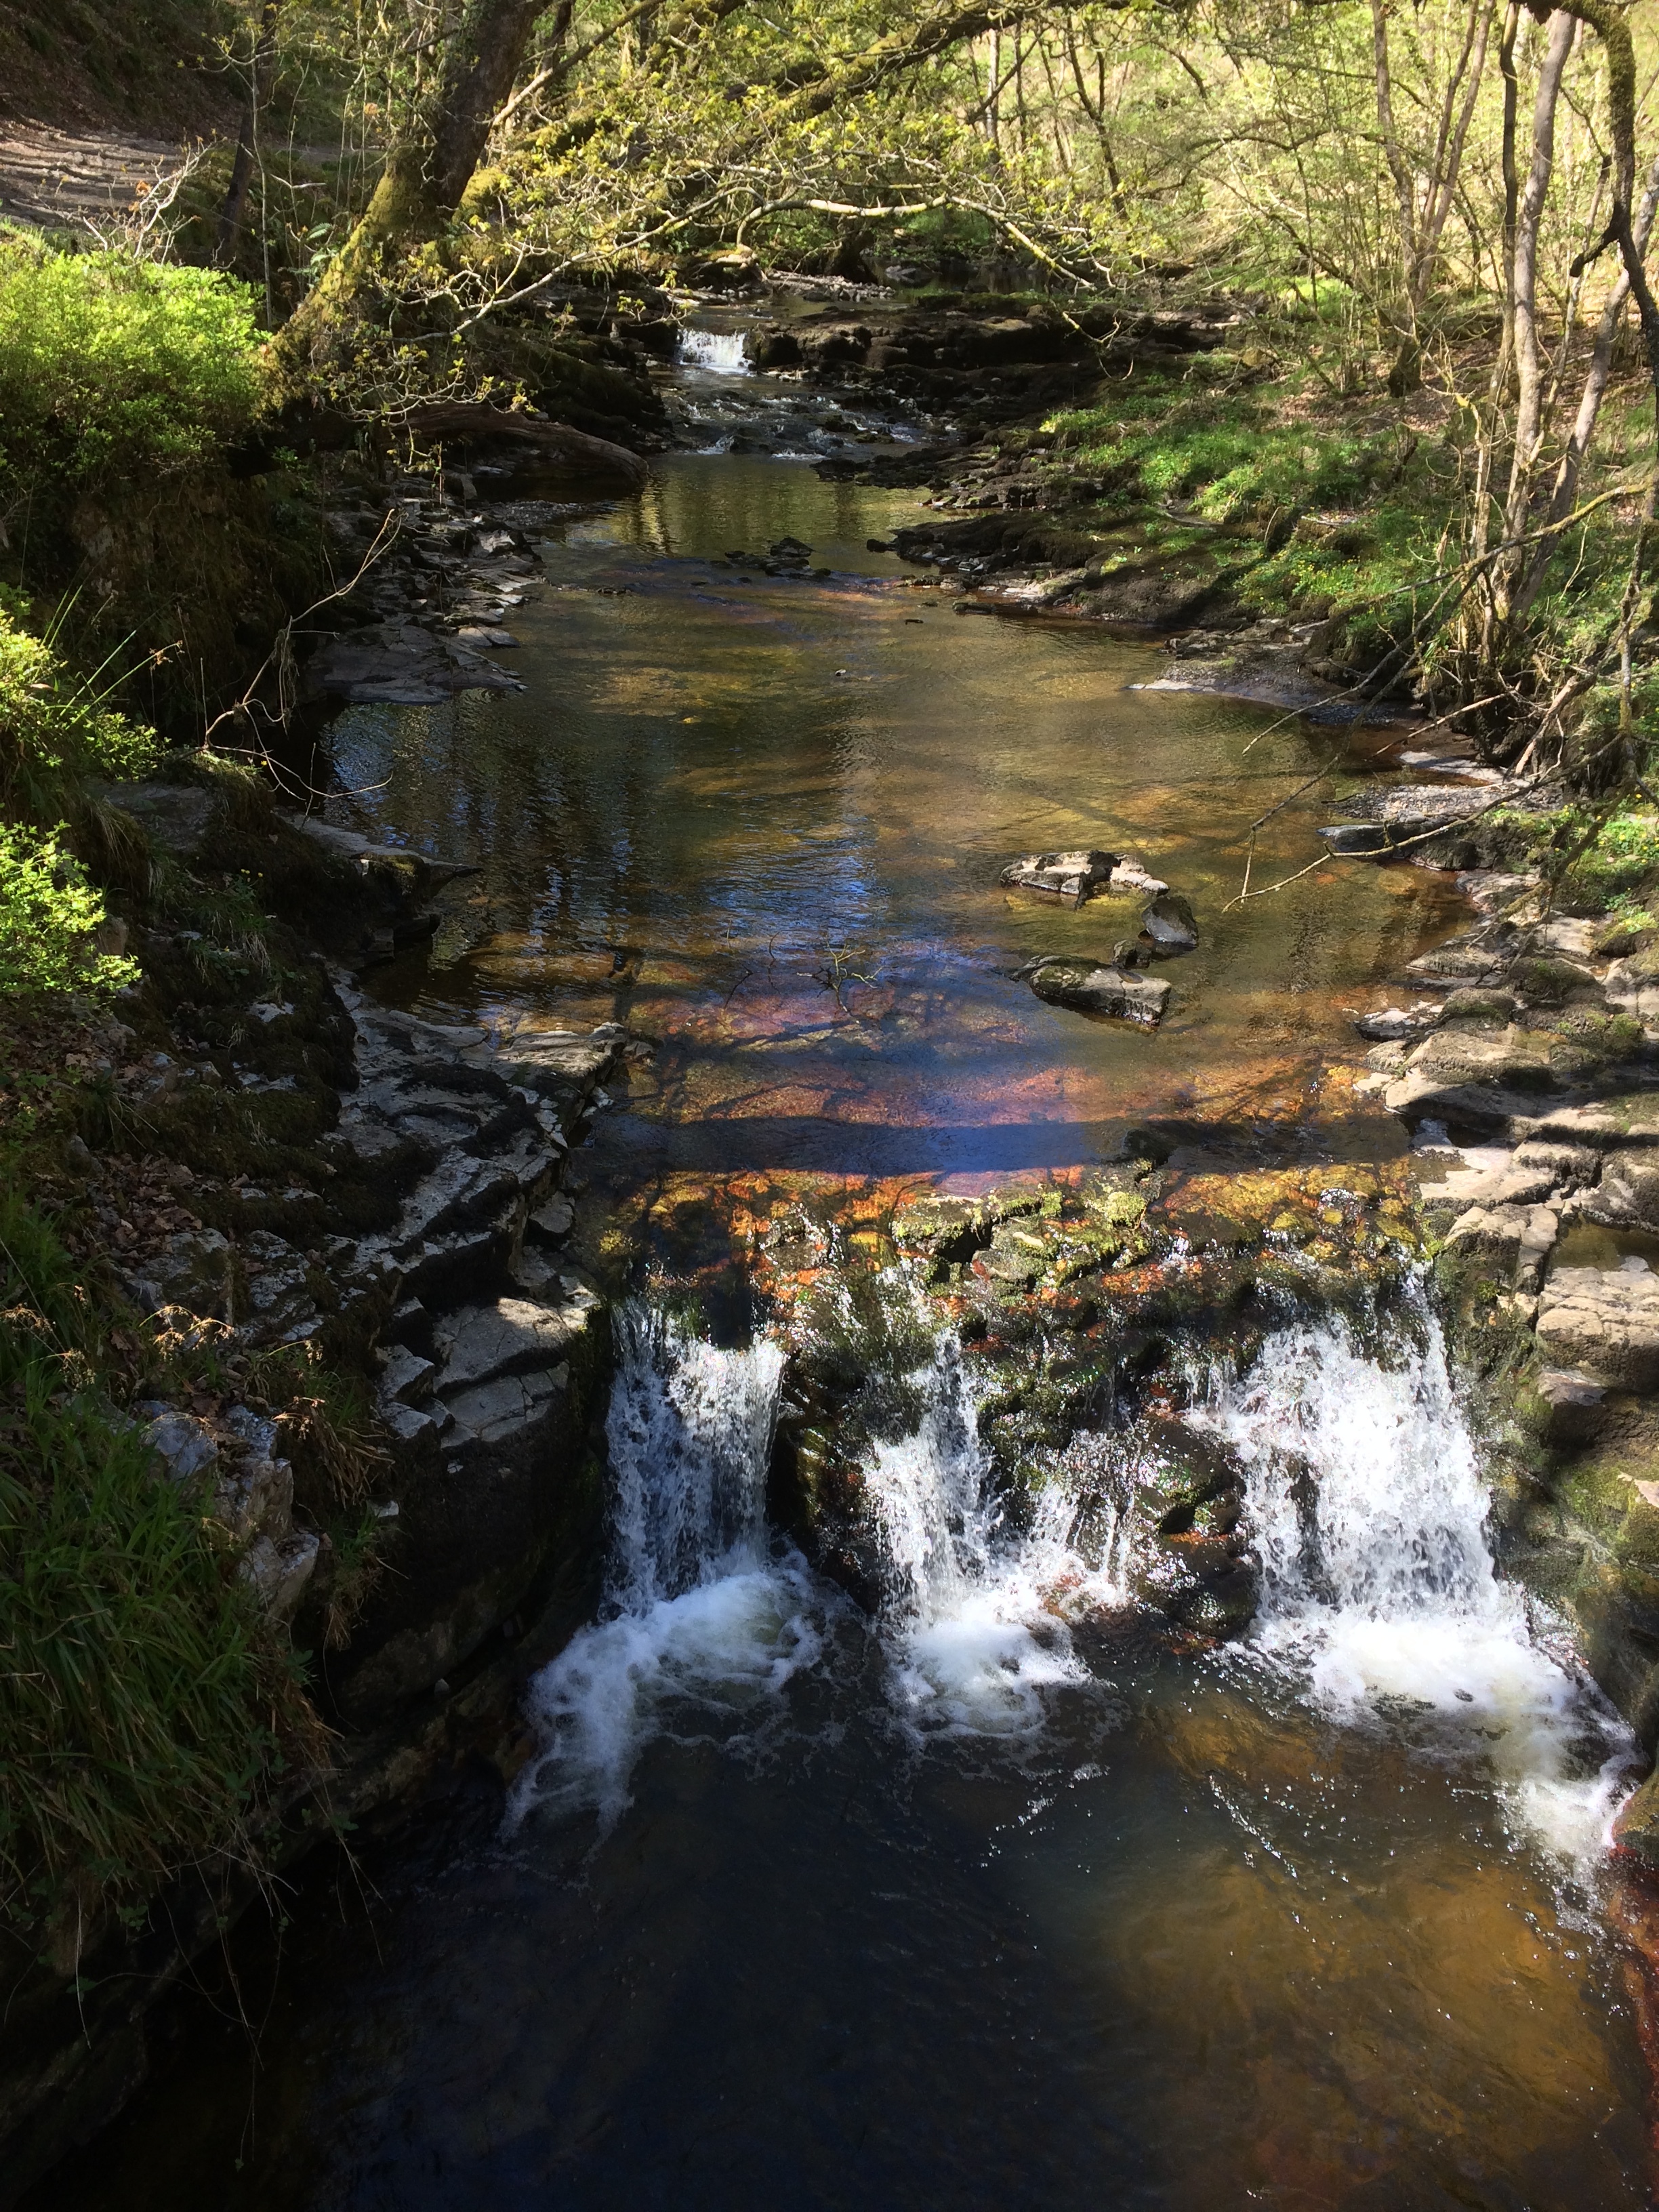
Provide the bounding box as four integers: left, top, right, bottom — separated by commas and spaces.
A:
37, 458, 1653, 2212
331, 454, 1465, 1207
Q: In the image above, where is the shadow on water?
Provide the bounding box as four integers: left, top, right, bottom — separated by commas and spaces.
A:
37, 453, 1655, 2212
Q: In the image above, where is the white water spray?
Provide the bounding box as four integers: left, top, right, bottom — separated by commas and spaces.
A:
512, 1305, 816, 1828
1195, 1307, 1635, 1867
678, 329, 750, 375
859, 1333, 1117, 1739
605, 1301, 782, 1607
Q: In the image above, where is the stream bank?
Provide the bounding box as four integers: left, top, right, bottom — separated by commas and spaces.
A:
11, 291, 1659, 2204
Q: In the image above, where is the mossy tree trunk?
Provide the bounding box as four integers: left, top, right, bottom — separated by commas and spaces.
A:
278, 0, 548, 367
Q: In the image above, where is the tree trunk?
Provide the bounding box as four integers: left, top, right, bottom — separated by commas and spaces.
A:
1494, 7, 1576, 616
1543, 0, 1659, 426
215, 0, 282, 268
279, 0, 548, 359
1510, 152, 1659, 619
1376, 0, 1492, 396
1372, 0, 1418, 380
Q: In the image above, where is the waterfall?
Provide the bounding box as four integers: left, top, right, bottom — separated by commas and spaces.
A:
857, 1334, 1112, 1739
678, 329, 750, 375
863, 1334, 991, 1620
605, 1301, 781, 1607
510, 1304, 817, 1829
1193, 1305, 1635, 1866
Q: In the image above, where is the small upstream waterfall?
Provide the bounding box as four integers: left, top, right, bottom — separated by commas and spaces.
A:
511, 1305, 815, 1828
1195, 1307, 1635, 1864
678, 328, 750, 374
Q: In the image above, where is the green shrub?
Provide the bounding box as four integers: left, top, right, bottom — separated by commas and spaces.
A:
0, 607, 159, 817
0, 823, 136, 999
0, 237, 264, 485
1561, 808, 1659, 912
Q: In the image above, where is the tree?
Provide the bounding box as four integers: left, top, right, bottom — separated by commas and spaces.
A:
281, 0, 550, 362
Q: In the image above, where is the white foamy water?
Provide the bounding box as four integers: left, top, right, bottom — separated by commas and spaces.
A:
861, 1334, 1115, 1738
1194, 1307, 1635, 1868
511, 1305, 808, 1828
605, 1301, 783, 1608
678, 329, 750, 375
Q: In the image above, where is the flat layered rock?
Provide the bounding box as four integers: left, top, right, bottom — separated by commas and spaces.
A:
1443, 1200, 1558, 1286
1353, 1003, 1441, 1042
1021, 957, 1170, 1026
1384, 1028, 1559, 1126
433, 1294, 595, 1394
1581, 1147, 1659, 1233
291, 818, 480, 892
1532, 1366, 1609, 1443
442, 1364, 573, 1455
1320, 781, 1506, 857
999, 849, 1118, 904
1401, 937, 1515, 987
1536, 1261, 1659, 1392
488, 1024, 626, 1097
1515, 1100, 1659, 1148
306, 623, 523, 705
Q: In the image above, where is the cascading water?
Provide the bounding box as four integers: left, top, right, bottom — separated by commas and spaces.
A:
1194, 1301, 1635, 1866
605, 1300, 782, 1607
517, 1286, 1632, 1856
858, 1330, 1117, 1738
677, 328, 750, 375
510, 1303, 817, 1828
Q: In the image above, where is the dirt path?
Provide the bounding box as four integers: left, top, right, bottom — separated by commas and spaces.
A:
0, 120, 195, 230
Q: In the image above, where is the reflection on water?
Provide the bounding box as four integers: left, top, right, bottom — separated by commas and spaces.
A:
333, 455, 1460, 1198
41, 456, 1654, 2212
49, 1624, 1650, 2210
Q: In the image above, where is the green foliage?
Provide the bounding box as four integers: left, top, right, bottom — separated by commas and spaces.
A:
0, 607, 159, 819
1052, 389, 1415, 526
1561, 809, 1659, 912
0, 1185, 304, 1931
1050, 380, 1441, 653
0, 237, 265, 485
0, 824, 137, 1000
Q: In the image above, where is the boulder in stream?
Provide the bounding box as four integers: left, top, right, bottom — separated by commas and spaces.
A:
1140, 890, 1198, 954
1019, 956, 1170, 1026
1000, 849, 1118, 904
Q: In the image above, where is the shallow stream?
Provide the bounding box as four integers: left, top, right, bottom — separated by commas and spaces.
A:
50, 409, 1656, 2207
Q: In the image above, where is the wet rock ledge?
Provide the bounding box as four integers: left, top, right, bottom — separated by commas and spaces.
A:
1301, 856, 1659, 1862
0, 770, 638, 2203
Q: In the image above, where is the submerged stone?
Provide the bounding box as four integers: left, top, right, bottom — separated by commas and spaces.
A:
1021, 957, 1170, 1026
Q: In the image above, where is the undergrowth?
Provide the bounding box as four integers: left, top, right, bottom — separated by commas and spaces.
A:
0, 561, 337, 1950
0, 235, 264, 487
0, 1187, 319, 1940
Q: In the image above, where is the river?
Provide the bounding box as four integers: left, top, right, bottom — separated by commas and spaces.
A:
43, 369, 1654, 2209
